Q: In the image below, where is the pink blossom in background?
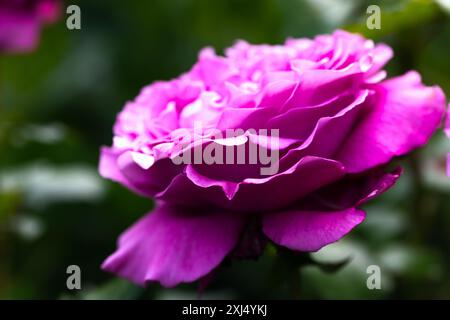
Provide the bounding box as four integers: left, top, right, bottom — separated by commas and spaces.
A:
0, 0, 61, 54
99, 30, 447, 287
446, 106, 450, 176
446, 105, 450, 138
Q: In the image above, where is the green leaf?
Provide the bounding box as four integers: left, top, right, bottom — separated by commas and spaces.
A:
345, 0, 441, 40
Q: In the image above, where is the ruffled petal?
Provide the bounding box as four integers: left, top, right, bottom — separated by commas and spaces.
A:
99, 147, 182, 197
279, 89, 369, 168
160, 156, 346, 212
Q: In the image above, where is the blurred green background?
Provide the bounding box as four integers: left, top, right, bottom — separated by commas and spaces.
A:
1, 0, 450, 299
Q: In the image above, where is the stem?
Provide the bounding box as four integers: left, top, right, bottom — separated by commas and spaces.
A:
409, 155, 423, 242
289, 267, 301, 300
276, 249, 309, 299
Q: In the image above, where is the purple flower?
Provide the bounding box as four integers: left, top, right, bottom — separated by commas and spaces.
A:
0, 0, 60, 54
99, 30, 446, 287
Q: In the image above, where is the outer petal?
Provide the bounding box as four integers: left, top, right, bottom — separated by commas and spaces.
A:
262, 167, 400, 251
298, 167, 402, 211
263, 208, 365, 251
337, 71, 446, 173
101, 203, 246, 287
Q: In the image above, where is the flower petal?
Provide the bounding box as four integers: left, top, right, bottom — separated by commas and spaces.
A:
162, 156, 345, 212
99, 147, 182, 197
337, 71, 446, 173
102, 203, 246, 287
298, 167, 402, 211
263, 208, 365, 251
262, 167, 400, 251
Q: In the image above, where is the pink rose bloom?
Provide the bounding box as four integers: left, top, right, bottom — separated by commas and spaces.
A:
0, 0, 60, 54
100, 30, 446, 287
